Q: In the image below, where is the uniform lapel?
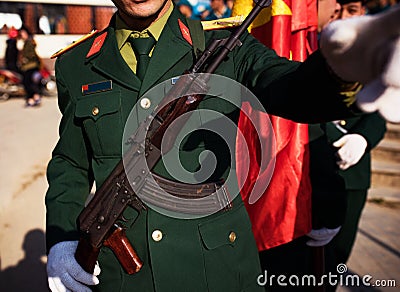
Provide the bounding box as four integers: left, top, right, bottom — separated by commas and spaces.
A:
140, 9, 194, 94
87, 26, 142, 92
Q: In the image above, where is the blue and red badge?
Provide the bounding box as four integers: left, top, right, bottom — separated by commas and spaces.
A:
82, 80, 112, 95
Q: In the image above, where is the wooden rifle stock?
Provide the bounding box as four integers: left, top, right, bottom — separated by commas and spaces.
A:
75, 237, 100, 274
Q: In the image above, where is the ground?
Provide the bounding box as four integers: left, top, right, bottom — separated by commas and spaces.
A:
0, 97, 398, 292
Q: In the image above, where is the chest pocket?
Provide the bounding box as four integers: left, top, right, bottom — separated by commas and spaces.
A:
75, 91, 123, 157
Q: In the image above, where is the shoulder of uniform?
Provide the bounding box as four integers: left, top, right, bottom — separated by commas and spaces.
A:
51, 30, 99, 59
201, 15, 245, 31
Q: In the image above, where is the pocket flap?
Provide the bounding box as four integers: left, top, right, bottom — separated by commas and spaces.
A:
198, 205, 246, 250
75, 92, 120, 121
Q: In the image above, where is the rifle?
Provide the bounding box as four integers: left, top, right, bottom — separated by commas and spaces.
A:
74, 0, 272, 275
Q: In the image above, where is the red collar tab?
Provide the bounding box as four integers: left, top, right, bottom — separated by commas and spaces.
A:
178, 19, 192, 46
86, 32, 108, 58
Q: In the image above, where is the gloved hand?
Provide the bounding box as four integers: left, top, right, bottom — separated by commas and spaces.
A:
47, 241, 101, 292
320, 4, 400, 123
306, 227, 341, 247
357, 72, 400, 123
333, 134, 367, 170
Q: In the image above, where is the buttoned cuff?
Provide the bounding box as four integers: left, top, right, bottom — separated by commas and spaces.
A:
325, 63, 363, 107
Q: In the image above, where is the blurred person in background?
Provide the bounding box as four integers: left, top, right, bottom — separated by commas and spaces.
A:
365, 0, 398, 13
5, 27, 20, 72
187, 0, 212, 19
18, 27, 42, 107
204, 0, 232, 20
176, 0, 194, 18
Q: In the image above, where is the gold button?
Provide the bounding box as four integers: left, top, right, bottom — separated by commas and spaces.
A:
140, 97, 151, 109
92, 107, 99, 116
339, 120, 346, 126
152, 230, 163, 242
229, 231, 237, 243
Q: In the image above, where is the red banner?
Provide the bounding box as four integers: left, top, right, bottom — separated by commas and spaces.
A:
233, 0, 318, 250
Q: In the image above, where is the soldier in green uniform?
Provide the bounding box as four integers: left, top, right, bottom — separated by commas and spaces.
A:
44, 0, 398, 291
324, 0, 387, 284
310, 2, 387, 291
324, 114, 386, 257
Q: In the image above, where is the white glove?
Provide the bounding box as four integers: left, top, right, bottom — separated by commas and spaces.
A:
333, 134, 367, 170
320, 4, 400, 123
306, 227, 341, 247
357, 69, 400, 123
47, 241, 101, 292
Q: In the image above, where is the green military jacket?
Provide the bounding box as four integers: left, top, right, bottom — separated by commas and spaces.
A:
324, 113, 387, 189
309, 122, 347, 229
308, 112, 386, 228
46, 6, 357, 292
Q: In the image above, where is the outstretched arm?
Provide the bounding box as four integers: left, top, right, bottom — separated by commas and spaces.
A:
320, 4, 400, 122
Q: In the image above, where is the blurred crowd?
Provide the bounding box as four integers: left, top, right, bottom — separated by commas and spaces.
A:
2, 25, 47, 107
174, 0, 233, 20
173, 0, 399, 21
365, 0, 400, 13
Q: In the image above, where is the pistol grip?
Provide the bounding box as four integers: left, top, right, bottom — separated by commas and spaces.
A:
104, 225, 143, 274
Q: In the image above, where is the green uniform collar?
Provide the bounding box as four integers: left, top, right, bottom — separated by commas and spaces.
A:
115, 4, 174, 50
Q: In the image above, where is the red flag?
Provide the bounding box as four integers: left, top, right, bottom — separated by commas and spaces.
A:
233, 0, 318, 250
